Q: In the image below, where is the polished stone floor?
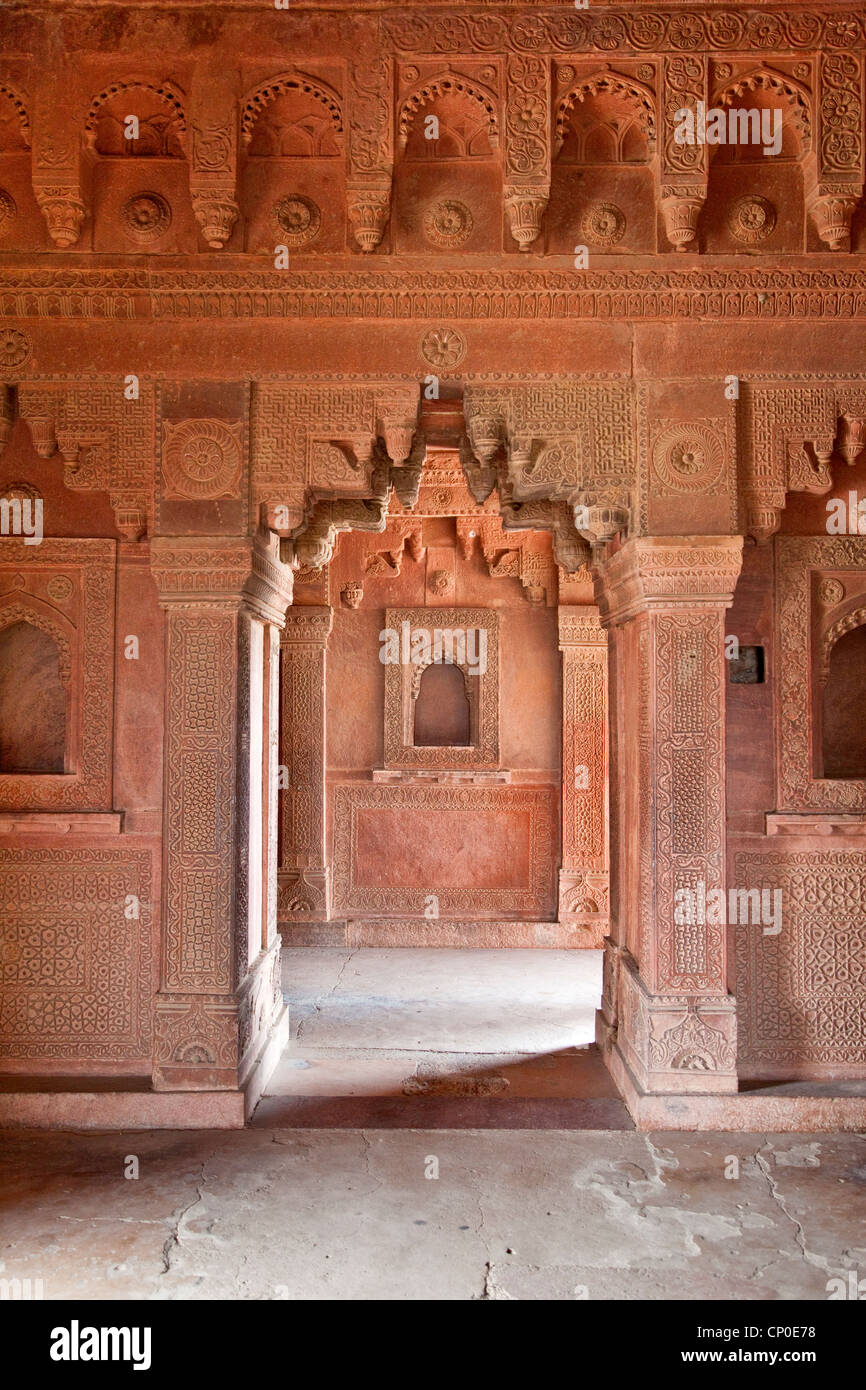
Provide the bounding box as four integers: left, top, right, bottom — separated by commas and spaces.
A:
1, 949, 863, 1300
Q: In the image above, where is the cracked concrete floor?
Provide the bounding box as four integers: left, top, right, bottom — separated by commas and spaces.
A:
1, 1128, 864, 1300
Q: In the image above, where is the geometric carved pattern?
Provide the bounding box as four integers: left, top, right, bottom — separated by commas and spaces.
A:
163, 611, 236, 992
776, 535, 866, 811
558, 606, 608, 939
655, 612, 725, 994
0, 847, 153, 1061
278, 606, 332, 921
735, 850, 866, 1069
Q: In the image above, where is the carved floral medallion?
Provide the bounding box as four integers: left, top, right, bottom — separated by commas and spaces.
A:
161, 418, 244, 500
728, 196, 777, 245
651, 420, 726, 494
420, 327, 467, 370
123, 192, 172, 243
273, 195, 321, 248
580, 202, 626, 247
423, 199, 474, 248
0, 327, 31, 369
819, 578, 845, 606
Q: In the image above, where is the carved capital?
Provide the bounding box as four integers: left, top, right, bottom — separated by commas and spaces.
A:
281, 604, 333, 649
811, 192, 860, 252
660, 190, 705, 253
34, 187, 86, 248
347, 184, 392, 254
191, 191, 240, 249
596, 536, 744, 627
505, 188, 549, 253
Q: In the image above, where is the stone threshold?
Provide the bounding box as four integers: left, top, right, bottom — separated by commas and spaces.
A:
250, 1094, 634, 1130
280, 919, 604, 948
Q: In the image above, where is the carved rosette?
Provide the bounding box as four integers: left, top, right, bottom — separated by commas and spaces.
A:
347, 185, 392, 253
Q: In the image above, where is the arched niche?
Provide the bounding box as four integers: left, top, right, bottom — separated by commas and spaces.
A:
0, 83, 42, 253
547, 72, 656, 256
0, 619, 68, 773
85, 81, 197, 254
820, 609, 866, 779
394, 72, 501, 254
240, 72, 345, 254
703, 69, 810, 254
412, 659, 473, 748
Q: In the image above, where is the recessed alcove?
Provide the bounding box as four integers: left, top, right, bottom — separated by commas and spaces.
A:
413, 661, 471, 747
0, 620, 66, 773
822, 623, 866, 779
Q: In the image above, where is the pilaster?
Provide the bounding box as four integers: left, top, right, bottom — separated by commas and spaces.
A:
595, 536, 743, 1096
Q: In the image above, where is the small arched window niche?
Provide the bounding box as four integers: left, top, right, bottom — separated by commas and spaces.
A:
820, 612, 866, 780
412, 659, 473, 748
383, 607, 499, 771
0, 617, 70, 773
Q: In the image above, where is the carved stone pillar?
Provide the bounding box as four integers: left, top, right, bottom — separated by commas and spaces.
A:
595, 537, 743, 1100
32, 87, 88, 248
189, 72, 240, 249
558, 607, 608, 947
277, 605, 333, 926
807, 53, 863, 251
503, 55, 550, 253
150, 535, 293, 1102
659, 56, 708, 252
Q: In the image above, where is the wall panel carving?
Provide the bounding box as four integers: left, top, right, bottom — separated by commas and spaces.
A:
558, 605, 608, 943
735, 848, 866, 1072
0, 846, 153, 1063
776, 535, 866, 811
332, 782, 557, 919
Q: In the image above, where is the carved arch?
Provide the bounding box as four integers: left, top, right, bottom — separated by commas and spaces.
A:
84, 80, 187, 141
0, 596, 74, 687
241, 71, 343, 147
0, 81, 31, 147
714, 66, 812, 151
398, 71, 500, 152
555, 70, 656, 155
820, 605, 866, 684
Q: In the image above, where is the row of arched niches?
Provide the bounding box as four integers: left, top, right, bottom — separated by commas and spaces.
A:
0, 64, 863, 255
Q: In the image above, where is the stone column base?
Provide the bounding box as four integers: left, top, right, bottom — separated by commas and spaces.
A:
277, 867, 331, 923
598, 952, 738, 1097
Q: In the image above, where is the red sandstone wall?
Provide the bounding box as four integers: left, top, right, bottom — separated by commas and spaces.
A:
0, 425, 163, 1074
321, 524, 561, 922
